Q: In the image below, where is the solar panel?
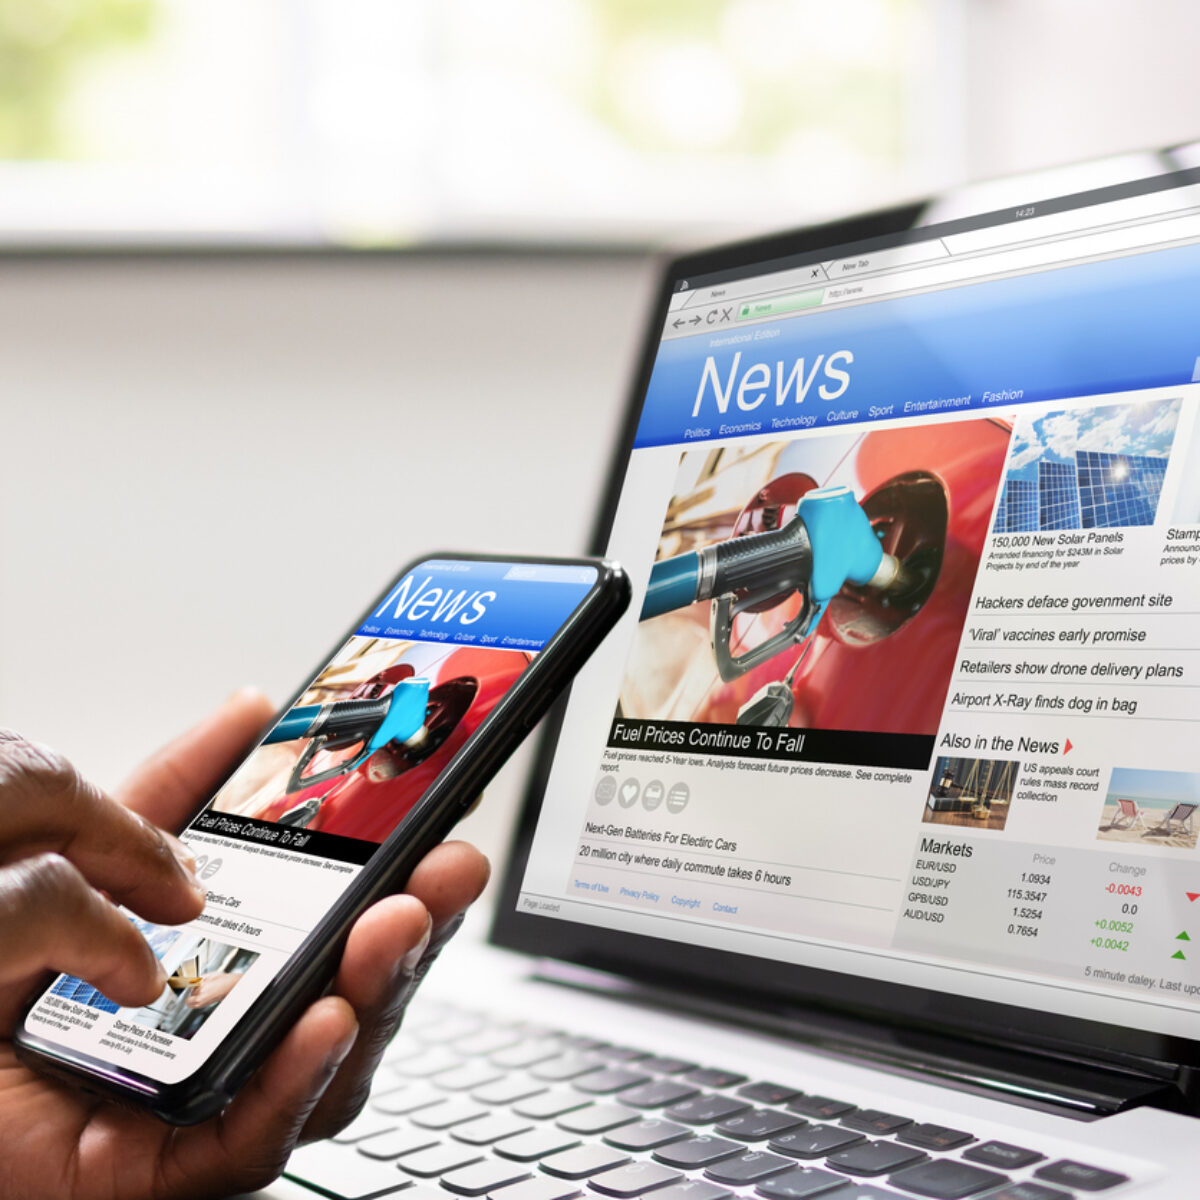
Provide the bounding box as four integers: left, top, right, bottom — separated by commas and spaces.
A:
1076, 450, 1168, 528
1038, 459, 1082, 529
995, 477, 1037, 533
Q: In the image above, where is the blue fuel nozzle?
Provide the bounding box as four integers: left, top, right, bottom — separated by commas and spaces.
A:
367, 677, 431, 752
796, 485, 886, 603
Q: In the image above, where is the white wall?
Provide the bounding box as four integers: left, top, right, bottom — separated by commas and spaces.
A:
0, 252, 657, 863
962, 0, 1200, 180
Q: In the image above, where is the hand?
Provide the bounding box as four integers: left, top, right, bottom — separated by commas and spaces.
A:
0, 691, 490, 1200
183, 971, 244, 1008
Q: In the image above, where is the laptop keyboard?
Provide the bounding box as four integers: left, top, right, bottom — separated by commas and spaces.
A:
284, 1003, 1136, 1200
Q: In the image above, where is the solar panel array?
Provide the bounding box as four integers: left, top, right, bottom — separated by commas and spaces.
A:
995, 450, 1167, 532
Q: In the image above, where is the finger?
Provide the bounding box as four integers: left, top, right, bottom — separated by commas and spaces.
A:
302, 842, 489, 1139
160, 997, 358, 1199
0, 731, 203, 925
116, 688, 276, 832
403, 839, 491, 926
0, 853, 166, 1007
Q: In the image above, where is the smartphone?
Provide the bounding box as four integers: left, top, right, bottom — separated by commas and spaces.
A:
15, 552, 629, 1124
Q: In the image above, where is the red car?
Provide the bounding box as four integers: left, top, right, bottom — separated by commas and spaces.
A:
254, 645, 530, 842
625, 418, 1011, 736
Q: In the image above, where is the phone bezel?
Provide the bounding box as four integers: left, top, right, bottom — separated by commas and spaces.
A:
14, 550, 629, 1124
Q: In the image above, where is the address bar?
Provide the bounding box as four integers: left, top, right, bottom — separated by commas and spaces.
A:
736, 209, 1200, 320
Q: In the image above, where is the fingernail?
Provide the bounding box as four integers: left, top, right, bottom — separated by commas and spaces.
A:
164, 831, 197, 874
399, 915, 433, 976
326, 1023, 359, 1073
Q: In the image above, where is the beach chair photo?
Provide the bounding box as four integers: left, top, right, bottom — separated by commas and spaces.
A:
1152, 801, 1198, 837
1108, 798, 1147, 832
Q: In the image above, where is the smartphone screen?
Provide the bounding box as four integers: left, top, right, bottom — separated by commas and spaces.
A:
22, 556, 600, 1086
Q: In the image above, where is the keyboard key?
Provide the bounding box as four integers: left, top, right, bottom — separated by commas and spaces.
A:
826, 1140, 927, 1176
575, 1069, 653, 1095
652, 1183, 730, 1200
330, 1113, 397, 1144
515, 1090, 592, 1119
494, 1040, 570, 1069
768, 1126, 861, 1160
755, 1166, 848, 1199
738, 1083, 801, 1105
473, 1076, 549, 1105
715, 1109, 804, 1141
618, 1080, 700, 1109
453, 1114, 534, 1146
371, 1085, 444, 1115
442, 1161, 533, 1196
589, 1161, 684, 1197
786, 1096, 855, 1120
653, 1136, 745, 1169
398, 1144, 484, 1178
704, 1150, 793, 1185
410, 1100, 491, 1129
982, 1186, 1071, 1200
841, 1109, 912, 1136
603, 1119, 690, 1151
495, 1130, 582, 1163
284, 1141, 410, 1199
683, 1069, 747, 1089
827, 1189, 913, 1200
1033, 1160, 1129, 1191
557, 1035, 609, 1052
382, 1032, 425, 1063
595, 1046, 649, 1062
639, 1056, 697, 1075
557, 1105, 640, 1135
434, 1063, 507, 1092
897, 1124, 974, 1152
664, 1095, 750, 1125
533, 1057, 606, 1083
454, 1029, 525, 1056
421, 1015, 485, 1043
356, 1128, 440, 1159
491, 1179, 585, 1200
394, 1047, 463, 1077
541, 1145, 632, 1179
888, 1159, 1007, 1198
962, 1142, 1044, 1170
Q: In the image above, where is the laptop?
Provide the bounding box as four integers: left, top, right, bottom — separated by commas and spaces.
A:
270, 148, 1200, 1200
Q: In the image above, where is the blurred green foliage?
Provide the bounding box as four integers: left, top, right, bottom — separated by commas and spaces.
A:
0, 0, 155, 157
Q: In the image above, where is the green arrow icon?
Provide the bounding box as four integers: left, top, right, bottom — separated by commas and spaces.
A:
1178, 931, 1191, 941
1172, 950, 1187, 960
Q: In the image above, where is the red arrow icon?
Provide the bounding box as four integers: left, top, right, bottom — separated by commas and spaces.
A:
1063, 739, 1073, 754
1188, 893, 1200, 903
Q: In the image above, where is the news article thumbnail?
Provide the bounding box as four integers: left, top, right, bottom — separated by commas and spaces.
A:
204, 636, 534, 845
614, 420, 1009, 769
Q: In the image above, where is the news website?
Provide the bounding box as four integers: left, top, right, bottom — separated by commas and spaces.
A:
519, 179, 1200, 1039
25, 558, 596, 1084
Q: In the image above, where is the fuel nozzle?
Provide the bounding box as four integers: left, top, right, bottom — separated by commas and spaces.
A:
795, 484, 907, 602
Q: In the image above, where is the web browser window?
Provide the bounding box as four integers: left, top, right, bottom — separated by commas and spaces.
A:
25, 558, 597, 1083
520, 172, 1200, 1039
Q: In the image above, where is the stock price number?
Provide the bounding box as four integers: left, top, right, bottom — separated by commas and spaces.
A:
1106, 883, 1142, 897
1096, 918, 1135, 933
1023, 871, 1052, 886
1007, 923, 1040, 937
1012, 907, 1043, 920
1090, 936, 1130, 952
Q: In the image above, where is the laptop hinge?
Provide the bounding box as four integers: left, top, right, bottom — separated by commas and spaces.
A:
530, 959, 1183, 1120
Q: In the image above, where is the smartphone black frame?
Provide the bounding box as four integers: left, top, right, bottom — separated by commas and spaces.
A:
15, 550, 629, 1124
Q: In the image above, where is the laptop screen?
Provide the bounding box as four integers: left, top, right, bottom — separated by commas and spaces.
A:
508, 163, 1200, 1050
